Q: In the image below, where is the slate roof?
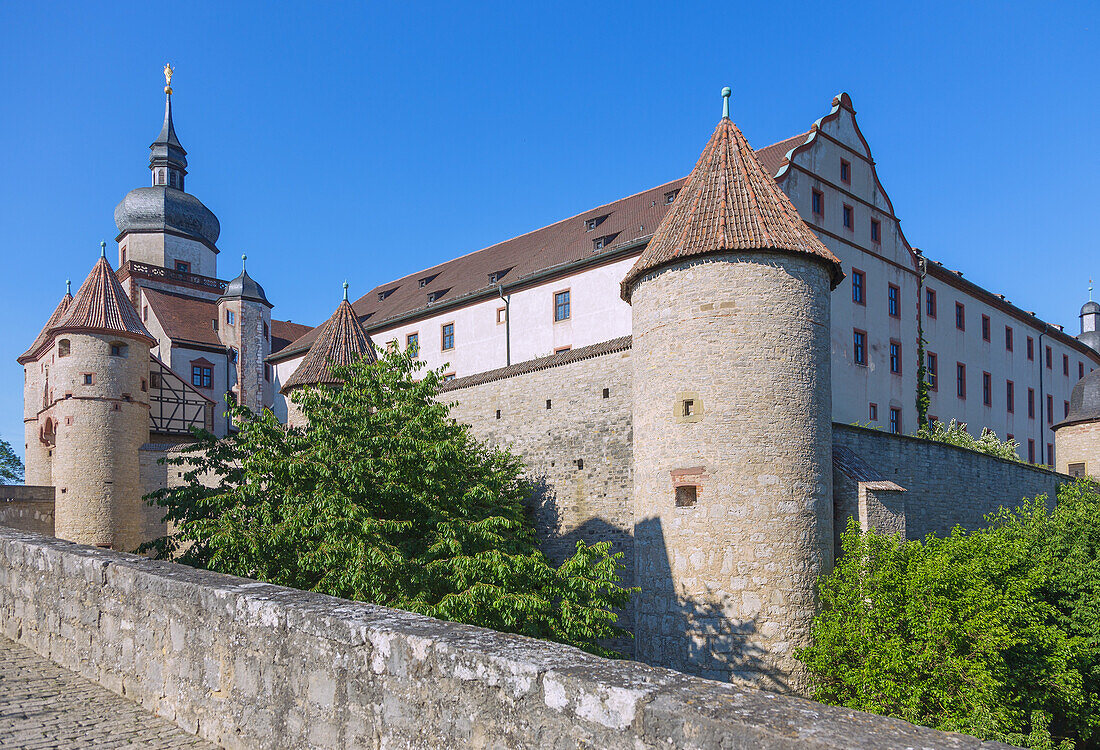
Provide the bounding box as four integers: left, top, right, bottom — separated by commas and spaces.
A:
53, 256, 156, 346
270, 134, 805, 363
17, 291, 73, 363
441, 336, 633, 392
280, 299, 376, 392
1056, 369, 1100, 428
620, 117, 843, 300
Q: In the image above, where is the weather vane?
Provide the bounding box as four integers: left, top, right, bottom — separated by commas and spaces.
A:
164, 63, 174, 95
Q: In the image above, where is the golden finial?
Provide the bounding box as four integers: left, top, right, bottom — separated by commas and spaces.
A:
163, 63, 174, 95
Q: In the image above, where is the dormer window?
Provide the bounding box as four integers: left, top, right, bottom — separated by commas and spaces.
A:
427, 288, 450, 304
665, 189, 680, 205
488, 268, 512, 284
418, 273, 439, 288
592, 233, 619, 251
585, 215, 608, 231
378, 287, 397, 301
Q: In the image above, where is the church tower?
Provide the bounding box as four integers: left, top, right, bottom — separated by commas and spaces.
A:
44, 246, 155, 551
217, 255, 274, 416
621, 89, 844, 691
280, 284, 375, 428
114, 65, 221, 282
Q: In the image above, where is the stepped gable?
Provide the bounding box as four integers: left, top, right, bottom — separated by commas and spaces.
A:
281, 298, 376, 392
620, 114, 843, 301
53, 256, 156, 345
17, 289, 73, 363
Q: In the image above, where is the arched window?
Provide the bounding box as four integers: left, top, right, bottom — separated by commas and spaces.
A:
41, 418, 56, 446
58, 339, 70, 357
158, 169, 166, 185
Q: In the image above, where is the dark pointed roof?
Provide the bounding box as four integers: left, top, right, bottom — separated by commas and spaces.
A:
53, 256, 156, 345
281, 299, 376, 392
149, 93, 188, 174
17, 289, 73, 364
1056, 369, 1100, 429
219, 266, 272, 307
620, 115, 843, 301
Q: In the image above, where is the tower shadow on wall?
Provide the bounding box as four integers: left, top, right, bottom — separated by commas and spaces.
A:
634, 516, 792, 693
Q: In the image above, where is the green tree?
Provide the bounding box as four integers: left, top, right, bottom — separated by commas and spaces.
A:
0, 436, 23, 483
143, 346, 634, 657
916, 329, 930, 429
797, 481, 1100, 749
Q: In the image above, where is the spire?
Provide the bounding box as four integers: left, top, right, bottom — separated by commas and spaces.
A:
17, 282, 75, 363
281, 297, 376, 393
52, 252, 155, 345
149, 64, 188, 190
621, 88, 844, 301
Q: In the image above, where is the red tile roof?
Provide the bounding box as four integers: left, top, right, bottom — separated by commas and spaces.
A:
621, 118, 843, 299
281, 299, 376, 392
53, 256, 156, 346
17, 291, 73, 363
754, 132, 811, 177
271, 134, 805, 363
271, 320, 311, 355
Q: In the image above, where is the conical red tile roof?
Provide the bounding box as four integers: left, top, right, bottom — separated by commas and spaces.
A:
53, 256, 156, 345
281, 299, 375, 392
17, 290, 73, 364
621, 116, 843, 300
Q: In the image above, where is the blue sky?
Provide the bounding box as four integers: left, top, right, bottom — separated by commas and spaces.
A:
1, 1, 1097, 460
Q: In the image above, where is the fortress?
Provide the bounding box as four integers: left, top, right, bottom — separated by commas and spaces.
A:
11, 73, 1100, 692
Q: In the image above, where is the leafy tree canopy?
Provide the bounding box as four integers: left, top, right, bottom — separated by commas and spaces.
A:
798, 479, 1100, 749
0, 436, 23, 484
143, 346, 634, 657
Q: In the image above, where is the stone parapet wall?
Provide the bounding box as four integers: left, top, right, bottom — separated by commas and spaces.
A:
0, 485, 54, 536
0, 526, 1015, 749
833, 423, 1068, 540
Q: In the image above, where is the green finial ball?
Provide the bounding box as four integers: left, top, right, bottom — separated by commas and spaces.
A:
343, 280, 349, 300
100, 240, 106, 257
721, 86, 731, 119
722, 86, 731, 98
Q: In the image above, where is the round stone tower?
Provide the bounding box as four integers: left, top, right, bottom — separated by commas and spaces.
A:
48, 247, 156, 551
280, 284, 375, 428
621, 89, 844, 692
1053, 369, 1100, 479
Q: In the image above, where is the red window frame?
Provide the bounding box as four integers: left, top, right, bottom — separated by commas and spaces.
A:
927, 351, 938, 391
812, 189, 824, 218
1006, 380, 1014, 413
870, 219, 881, 244
1005, 326, 1013, 351
853, 329, 867, 366
956, 362, 966, 399
840, 159, 851, 184
851, 269, 866, 305
955, 302, 965, 331
926, 288, 937, 318
1027, 336, 1034, 360
889, 339, 902, 375
982, 371, 992, 406
981, 314, 991, 342
842, 204, 854, 230
1028, 388, 1035, 418
888, 283, 900, 318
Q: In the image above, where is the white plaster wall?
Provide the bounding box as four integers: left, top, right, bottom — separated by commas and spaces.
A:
118, 234, 216, 278
167, 345, 231, 436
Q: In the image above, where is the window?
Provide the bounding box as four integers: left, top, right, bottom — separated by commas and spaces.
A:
263, 321, 269, 340
496, 307, 506, 324
1007, 381, 1014, 413
143, 305, 149, 322
889, 340, 902, 374
554, 346, 572, 354
869, 403, 878, 421
1028, 439, 1036, 463
82, 373, 95, 386
926, 288, 937, 318
843, 204, 854, 230
982, 372, 992, 406
554, 290, 571, 322
956, 363, 966, 399
851, 269, 865, 304
1028, 388, 1036, 418
840, 159, 851, 184
584, 216, 606, 231
377, 288, 396, 301
870, 219, 881, 243
1065, 400, 1071, 419
174, 260, 191, 274
955, 302, 965, 331
150, 372, 162, 389
427, 288, 450, 303
157, 169, 165, 185
1063, 354, 1069, 376
1047, 444, 1054, 467
981, 315, 990, 342
226, 310, 235, 326
665, 189, 679, 205
1027, 336, 1034, 360
406, 332, 419, 356
58, 339, 70, 357
927, 352, 938, 390
1005, 326, 1013, 351
418, 274, 439, 288
191, 365, 212, 388
853, 329, 867, 365
593, 236, 607, 250
888, 284, 900, 317
1046, 345, 1053, 369
1081, 362, 1086, 380
889, 407, 901, 434
442, 373, 455, 382
1047, 395, 1054, 425
109, 342, 127, 358
1069, 463, 1087, 479
675, 485, 697, 507
441, 323, 455, 351
603, 388, 610, 399
812, 189, 824, 217
121, 246, 127, 265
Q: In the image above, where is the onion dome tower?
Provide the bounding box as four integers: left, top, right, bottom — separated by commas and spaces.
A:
281, 283, 376, 428
17, 281, 74, 486
113, 65, 221, 278
217, 255, 274, 416
622, 88, 843, 692
47, 245, 156, 551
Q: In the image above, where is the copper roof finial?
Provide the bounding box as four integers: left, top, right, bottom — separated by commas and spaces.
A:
722, 86, 731, 120
343, 281, 349, 301
65, 279, 71, 296
100, 241, 106, 258
164, 63, 174, 95
242, 253, 247, 270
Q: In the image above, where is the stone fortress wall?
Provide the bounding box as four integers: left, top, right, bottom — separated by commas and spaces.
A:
0, 525, 1018, 749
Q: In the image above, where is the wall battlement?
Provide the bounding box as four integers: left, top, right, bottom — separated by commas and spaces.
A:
0, 526, 1017, 749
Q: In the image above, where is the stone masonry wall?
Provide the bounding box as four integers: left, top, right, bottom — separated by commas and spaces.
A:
0, 526, 1017, 749
833, 423, 1068, 539
0, 485, 54, 536
1055, 420, 1100, 479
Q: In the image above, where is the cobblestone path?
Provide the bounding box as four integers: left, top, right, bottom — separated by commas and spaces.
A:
0, 636, 218, 749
